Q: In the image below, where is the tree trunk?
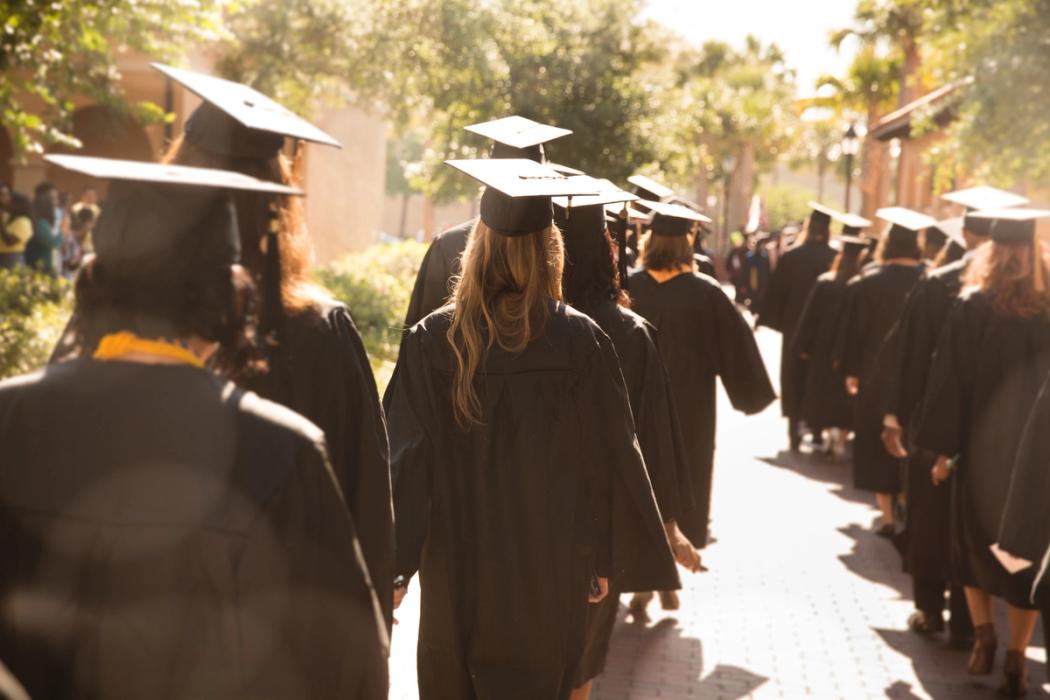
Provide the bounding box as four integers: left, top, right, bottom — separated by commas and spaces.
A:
398, 193, 410, 239
859, 102, 891, 222
817, 158, 826, 201
899, 41, 922, 107
422, 195, 435, 242
727, 143, 754, 241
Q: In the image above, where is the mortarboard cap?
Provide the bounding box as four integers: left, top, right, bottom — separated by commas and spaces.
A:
931, 216, 965, 248
808, 201, 840, 227
967, 208, 1050, 242
876, 207, 937, 232
548, 162, 585, 177
832, 212, 872, 237
839, 234, 871, 249
941, 186, 1029, 212
606, 204, 650, 221
446, 158, 599, 236
43, 154, 302, 288
465, 116, 571, 150
628, 174, 675, 202
641, 200, 712, 237
153, 63, 341, 159
552, 179, 638, 209
466, 116, 570, 162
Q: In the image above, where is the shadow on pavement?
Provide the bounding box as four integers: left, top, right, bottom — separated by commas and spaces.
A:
594, 610, 767, 699
757, 448, 872, 509
878, 627, 1049, 699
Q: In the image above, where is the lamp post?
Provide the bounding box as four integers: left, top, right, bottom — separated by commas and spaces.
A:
842, 122, 860, 212
722, 152, 737, 246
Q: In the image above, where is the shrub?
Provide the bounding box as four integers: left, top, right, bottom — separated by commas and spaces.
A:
0, 267, 74, 380
315, 240, 428, 393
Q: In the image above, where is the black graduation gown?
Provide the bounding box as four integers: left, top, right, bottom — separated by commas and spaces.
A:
883, 259, 967, 579
917, 291, 1050, 608
756, 241, 836, 420
0, 360, 389, 698
791, 272, 853, 430
573, 301, 694, 685
836, 263, 924, 493
386, 301, 677, 700
694, 253, 717, 279
249, 301, 395, 629
999, 369, 1050, 604
403, 219, 473, 327
628, 271, 776, 547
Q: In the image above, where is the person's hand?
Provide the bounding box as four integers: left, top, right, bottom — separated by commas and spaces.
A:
393, 582, 408, 625
845, 376, 859, 396
588, 576, 609, 604
931, 455, 952, 485
665, 520, 704, 573
881, 422, 908, 458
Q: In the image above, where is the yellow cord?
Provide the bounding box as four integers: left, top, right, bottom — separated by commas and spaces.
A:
93, 332, 205, 368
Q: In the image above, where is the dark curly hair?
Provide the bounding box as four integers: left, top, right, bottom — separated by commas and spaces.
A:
62, 259, 264, 381
561, 224, 629, 313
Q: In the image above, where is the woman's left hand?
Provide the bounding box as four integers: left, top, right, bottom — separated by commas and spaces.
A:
588, 577, 609, 604
931, 456, 952, 485
665, 520, 704, 573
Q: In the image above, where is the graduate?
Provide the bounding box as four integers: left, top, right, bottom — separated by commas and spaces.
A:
554, 187, 701, 699
402, 115, 572, 327
756, 202, 838, 451
628, 201, 776, 553
131, 64, 397, 628
880, 188, 1025, 643
385, 158, 676, 700
916, 208, 1050, 697
836, 207, 930, 536
0, 155, 388, 697
791, 212, 872, 459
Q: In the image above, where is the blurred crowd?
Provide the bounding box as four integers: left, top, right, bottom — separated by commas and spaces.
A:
0, 182, 100, 277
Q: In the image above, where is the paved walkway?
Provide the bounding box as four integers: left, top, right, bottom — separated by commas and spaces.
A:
388, 326, 1048, 699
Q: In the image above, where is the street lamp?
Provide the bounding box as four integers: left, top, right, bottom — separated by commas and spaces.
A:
842, 122, 860, 212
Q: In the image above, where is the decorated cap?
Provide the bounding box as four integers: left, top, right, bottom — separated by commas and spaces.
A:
967, 208, 1050, 242
43, 154, 302, 285
941, 186, 1029, 212
446, 158, 599, 236
153, 63, 340, 159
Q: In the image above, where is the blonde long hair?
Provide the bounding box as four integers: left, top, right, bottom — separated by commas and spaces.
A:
964, 239, 1050, 319
448, 220, 565, 428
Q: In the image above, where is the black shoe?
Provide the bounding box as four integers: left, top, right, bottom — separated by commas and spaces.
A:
908, 610, 945, 635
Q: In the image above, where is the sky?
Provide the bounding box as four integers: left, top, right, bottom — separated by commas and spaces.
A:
640, 0, 860, 96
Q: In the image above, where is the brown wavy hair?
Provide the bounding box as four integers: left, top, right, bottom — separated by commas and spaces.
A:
448, 220, 565, 428
874, 226, 922, 263
829, 244, 865, 282
161, 135, 322, 314
639, 231, 696, 272
964, 239, 1050, 319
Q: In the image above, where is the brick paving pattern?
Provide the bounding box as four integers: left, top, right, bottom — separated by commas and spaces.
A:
388, 326, 1048, 699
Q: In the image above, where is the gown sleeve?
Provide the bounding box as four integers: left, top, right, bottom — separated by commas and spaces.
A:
833, 281, 861, 375
385, 328, 433, 580
237, 435, 388, 698
915, 302, 973, 458
709, 286, 777, 414
579, 330, 679, 592
320, 308, 395, 629
625, 325, 686, 522
404, 239, 454, 328
755, 255, 790, 331
791, 282, 823, 358
998, 370, 1050, 562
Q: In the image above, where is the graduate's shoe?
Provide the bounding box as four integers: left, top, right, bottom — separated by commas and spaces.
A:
968, 623, 998, 675
628, 592, 652, 623
907, 610, 945, 636
658, 590, 680, 611
999, 650, 1028, 697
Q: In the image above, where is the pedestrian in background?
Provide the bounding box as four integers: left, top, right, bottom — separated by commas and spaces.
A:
25, 182, 62, 274
0, 192, 33, 271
